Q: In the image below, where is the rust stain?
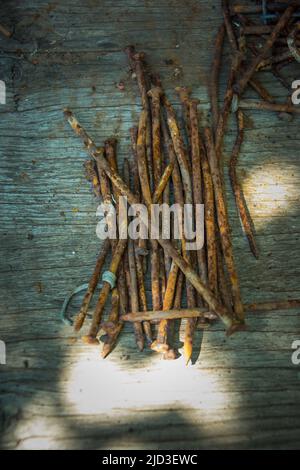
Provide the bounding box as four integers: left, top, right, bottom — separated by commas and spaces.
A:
17, 172, 31, 183
244, 114, 255, 129
35, 281, 43, 293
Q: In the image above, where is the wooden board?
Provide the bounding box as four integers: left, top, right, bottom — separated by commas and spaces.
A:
0, 0, 300, 450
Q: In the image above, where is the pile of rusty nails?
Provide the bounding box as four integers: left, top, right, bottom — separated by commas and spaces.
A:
63, 1, 300, 364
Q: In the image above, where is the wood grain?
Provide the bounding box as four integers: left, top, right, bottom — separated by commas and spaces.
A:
0, 0, 300, 450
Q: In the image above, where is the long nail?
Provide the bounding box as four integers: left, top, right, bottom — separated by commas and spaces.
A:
121, 298, 300, 322
64, 109, 137, 205
164, 95, 197, 363
201, 151, 218, 297
101, 288, 123, 358
65, 109, 235, 333
238, 99, 300, 114
222, 0, 238, 52
151, 260, 179, 353
204, 127, 244, 323
175, 86, 192, 146
74, 238, 110, 332
229, 110, 259, 258
125, 47, 154, 190
189, 98, 208, 285
82, 238, 127, 343
83, 160, 101, 198
152, 159, 175, 204
148, 86, 164, 192
131, 155, 152, 344
130, 126, 148, 257
210, 23, 226, 134
123, 158, 145, 352
234, 5, 296, 95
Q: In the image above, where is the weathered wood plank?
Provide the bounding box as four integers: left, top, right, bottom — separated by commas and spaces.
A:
0, 0, 300, 450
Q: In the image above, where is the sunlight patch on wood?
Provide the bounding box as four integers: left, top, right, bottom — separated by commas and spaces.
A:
242, 163, 299, 223
63, 346, 231, 416
15, 417, 65, 450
